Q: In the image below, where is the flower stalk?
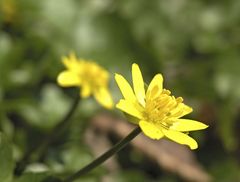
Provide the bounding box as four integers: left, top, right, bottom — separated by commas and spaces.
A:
62, 126, 141, 182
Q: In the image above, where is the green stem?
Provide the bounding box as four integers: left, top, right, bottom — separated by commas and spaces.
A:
36, 96, 81, 159
62, 126, 141, 182
14, 96, 80, 176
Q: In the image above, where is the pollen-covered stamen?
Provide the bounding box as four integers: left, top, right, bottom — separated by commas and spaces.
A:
144, 90, 184, 128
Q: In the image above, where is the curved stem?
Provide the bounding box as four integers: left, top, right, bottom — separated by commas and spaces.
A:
62, 126, 141, 182
15, 95, 80, 176
36, 96, 81, 159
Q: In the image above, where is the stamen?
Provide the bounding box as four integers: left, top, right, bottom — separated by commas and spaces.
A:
144, 89, 186, 125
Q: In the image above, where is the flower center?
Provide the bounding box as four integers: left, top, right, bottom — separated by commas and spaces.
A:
80, 62, 109, 88
144, 89, 184, 128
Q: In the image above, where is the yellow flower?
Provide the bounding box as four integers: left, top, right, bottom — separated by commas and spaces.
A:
115, 63, 208, 149
1, 0, 17, 23
57, 53, 113, 109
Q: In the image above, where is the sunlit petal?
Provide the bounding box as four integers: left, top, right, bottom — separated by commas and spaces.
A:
139, 120, 164, 139
162, 129, 198, 149
170, 103, 193, 118
94, 88, 113, 109
132, 63, 145, 106
62, 53, 79, 72
116, 99, 143, 119
57, 71, 81, 87
115, 74, 136, 102
80, 84, 92, 98
170, 119, 208, 132
146, 74, 163, 99
179, 103, 193, 117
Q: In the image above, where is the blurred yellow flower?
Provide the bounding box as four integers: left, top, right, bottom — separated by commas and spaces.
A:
1, 0, 17, 23
57, 53, 113, 109
115, 63, 208, 149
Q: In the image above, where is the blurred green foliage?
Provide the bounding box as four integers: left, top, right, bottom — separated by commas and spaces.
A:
0, 0, 240, 181
0, 133, 14, 182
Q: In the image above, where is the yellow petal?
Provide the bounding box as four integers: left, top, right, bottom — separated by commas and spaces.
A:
179, 103, 193, 117
94, 87, 113, 109
57, 71, 81, 87
170, 119, 208, 132
132, 63, 145, 106
116, 99, 143, 119
170, 103, 193, 118
146, 74, 163, 99
62, 53, 77, 69
80, 84, 91, 98
162, 129, 198, 149
139, 120, 164, 139
115, 74, 136, 102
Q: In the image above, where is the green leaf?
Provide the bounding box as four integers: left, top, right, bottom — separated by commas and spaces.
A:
217, 98, 238, 151
13, 172, 61, 182
112, 170, 148, 182
0, 132, 14, 182
14, 173, 47, 182
18, 84, 70, 130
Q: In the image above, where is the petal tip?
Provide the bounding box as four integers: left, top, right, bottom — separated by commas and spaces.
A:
155, 73, 163, 79
203, 124, 209, 129
132, 63, 138, 67
190, 143, 198, 150
114, 73, 122, 80
56, 72, 66, 86
132, 63, 140, 71
188, 137, 198, 150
